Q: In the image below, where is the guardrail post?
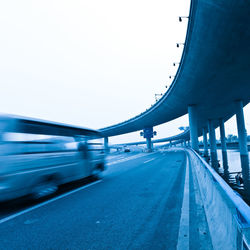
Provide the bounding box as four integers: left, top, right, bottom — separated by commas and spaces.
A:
208, 119, 219, 172
235, 100, 250, 196
188, 105, 199, 152
219, 118, 229, 181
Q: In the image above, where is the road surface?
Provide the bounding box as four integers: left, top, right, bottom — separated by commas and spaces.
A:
0, 150, 213, 249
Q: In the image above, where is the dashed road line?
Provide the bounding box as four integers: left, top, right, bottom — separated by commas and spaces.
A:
143, 158, 155, 164
107, 153, 147, 166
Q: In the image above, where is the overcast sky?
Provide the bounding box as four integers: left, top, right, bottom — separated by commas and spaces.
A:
0, 0, 249, 144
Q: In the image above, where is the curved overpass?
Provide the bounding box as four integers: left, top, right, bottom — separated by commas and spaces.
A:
100, 0, 250, 138
114, 130, 190, 146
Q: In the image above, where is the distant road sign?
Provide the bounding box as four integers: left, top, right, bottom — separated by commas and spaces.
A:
143, 127, 153, 138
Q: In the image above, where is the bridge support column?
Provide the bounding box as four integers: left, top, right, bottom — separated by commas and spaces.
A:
202, 127, 209, 157
104, 137, 109, 153
219, 119, 229, 181
188, 105, 199, 152
141, 127, 156, 152
235, 100, 250, 195
146, 137, 152, 152
208, 120, 218, 172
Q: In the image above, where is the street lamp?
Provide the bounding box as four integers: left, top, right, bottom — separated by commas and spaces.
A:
173, 62, 180, 66
155, 93, 163, 102
179, 16, 189, 22
176, 43, 185, 48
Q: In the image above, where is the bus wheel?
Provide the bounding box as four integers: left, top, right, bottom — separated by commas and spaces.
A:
92, 168, 103, 180
32, 179, 58, 199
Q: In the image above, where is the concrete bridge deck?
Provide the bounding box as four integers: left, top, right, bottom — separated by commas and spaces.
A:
0, 149, 248, 249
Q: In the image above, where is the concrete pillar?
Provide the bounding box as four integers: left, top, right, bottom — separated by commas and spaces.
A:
188, 105, 199, 152
143, 127, 155, 152
202, 127, 209, 157
219, 119, 229, 181
235, 100, 250, 195
146, 137, 152, 152
104, 137, 109, 153
208, 120, 218, 171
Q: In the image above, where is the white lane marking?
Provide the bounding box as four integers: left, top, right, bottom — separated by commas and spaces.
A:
177, 155, 189, 250
143, 158, 155, 164
0, 180, 102, 225
106, 155, 126, 161
107, 153, 146, 166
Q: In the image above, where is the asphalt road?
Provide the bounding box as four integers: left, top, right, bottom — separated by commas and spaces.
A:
0, 150, 212, 250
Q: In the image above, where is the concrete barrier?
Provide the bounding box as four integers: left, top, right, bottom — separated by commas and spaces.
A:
187, 149, 250, 250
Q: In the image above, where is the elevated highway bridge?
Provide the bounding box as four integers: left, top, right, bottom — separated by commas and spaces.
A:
0, 0, 249, 249
100, 0, 250, 199
99, 0, 250, 247
101, 0, 250, 139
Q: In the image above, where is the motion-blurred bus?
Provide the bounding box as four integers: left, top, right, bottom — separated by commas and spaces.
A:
0, 115, 105, 201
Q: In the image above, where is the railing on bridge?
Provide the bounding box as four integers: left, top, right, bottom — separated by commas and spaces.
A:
187, 149, 250, 250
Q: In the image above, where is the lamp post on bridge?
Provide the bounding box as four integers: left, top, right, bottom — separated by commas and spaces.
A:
155, 93, 163, 102
176, 43, 185, 48
179, 16, 189, 22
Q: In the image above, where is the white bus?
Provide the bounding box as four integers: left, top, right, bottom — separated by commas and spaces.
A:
0, 115, 105, 201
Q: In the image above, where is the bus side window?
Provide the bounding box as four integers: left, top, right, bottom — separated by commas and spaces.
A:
78, 142, 88, 159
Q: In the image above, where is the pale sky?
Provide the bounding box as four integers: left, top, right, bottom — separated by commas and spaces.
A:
0, 0, 249, 144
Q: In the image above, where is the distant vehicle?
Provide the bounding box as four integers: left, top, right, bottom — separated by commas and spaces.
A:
124, 147, 130, 153
0, 115, 105, 201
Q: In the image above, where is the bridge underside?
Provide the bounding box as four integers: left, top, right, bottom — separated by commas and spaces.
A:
101, 0, 250, 137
